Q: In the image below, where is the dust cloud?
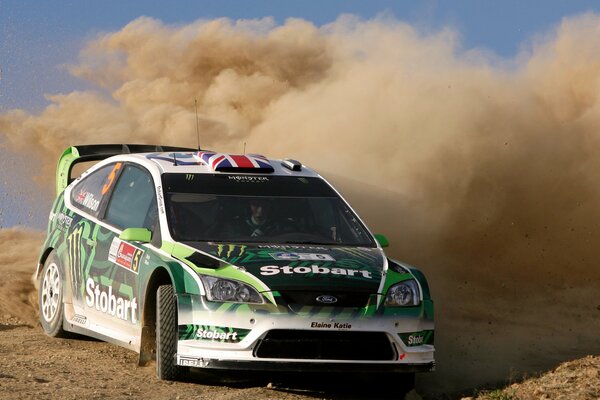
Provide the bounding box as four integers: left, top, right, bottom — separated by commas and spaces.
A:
0, 228, 44, 327
1, 13, 600, 396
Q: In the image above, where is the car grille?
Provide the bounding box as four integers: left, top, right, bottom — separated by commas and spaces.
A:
253, 330, 396, 361
279, 291, 372, 308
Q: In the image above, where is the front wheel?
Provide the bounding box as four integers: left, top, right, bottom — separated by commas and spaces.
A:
39, 251, 67, 337
156, 284, 183, 380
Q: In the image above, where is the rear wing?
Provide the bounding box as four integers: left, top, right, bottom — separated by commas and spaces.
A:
56, 144, 196, 195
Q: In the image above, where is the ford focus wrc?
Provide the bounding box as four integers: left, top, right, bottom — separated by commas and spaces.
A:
36, 144, 435, 382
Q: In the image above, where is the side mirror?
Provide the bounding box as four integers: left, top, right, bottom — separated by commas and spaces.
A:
120, 228, 152, 243
374, 234, 389, 248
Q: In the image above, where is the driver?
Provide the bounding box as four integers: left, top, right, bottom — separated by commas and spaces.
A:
244, 199, 276, 237
224, 198, 294, 239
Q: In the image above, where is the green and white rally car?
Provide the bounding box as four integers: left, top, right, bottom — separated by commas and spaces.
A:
36, 144, 435, 381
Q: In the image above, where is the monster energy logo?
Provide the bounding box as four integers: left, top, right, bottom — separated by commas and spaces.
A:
217, 244, 247, 258
67, 225, 84, 296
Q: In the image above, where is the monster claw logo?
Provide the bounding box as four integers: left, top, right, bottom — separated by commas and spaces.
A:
217, 244, 247, 258
67, 225, 84, 297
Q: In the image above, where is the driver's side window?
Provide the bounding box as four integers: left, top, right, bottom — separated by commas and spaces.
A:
103, 165, 157, 231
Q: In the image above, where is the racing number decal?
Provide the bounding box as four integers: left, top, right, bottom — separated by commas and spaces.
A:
132, 250, 142, 273
101, 162, 123, 195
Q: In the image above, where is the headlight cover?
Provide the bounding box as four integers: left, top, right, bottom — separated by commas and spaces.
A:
200, 276, 263, 304
385, 279, 421, 306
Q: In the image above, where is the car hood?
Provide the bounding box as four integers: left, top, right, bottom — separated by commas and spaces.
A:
186, 242, 385, 292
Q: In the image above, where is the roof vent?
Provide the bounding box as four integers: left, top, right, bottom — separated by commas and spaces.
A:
282, 159, 302, 171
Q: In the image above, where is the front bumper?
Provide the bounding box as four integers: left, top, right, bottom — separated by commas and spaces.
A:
177, 357, 435, 373
175, 294, 435, 371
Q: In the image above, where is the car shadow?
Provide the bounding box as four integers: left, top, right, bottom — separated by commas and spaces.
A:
0, 323, 30, 332
185, 369, 414, 399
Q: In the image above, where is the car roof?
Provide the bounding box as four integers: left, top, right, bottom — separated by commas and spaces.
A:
121, 151, 321, 178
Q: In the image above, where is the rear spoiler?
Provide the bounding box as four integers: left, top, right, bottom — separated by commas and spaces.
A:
56, 144, 196, 195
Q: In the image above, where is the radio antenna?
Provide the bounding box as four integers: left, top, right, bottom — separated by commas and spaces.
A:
243, 142, 246, 155
195, 99, 201, 150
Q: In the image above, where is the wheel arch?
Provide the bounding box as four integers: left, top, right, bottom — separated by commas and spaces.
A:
408, 267, 431, 300
35, 247, 55, 288
139, 266, 174, 366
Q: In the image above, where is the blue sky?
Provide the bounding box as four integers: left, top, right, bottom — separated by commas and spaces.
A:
2, 0, 600, 113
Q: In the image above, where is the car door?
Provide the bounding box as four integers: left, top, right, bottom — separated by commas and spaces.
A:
67, 162, 123, 308
80, 163, 158, 342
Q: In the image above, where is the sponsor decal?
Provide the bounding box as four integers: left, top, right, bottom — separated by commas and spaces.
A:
85, 278, 138, 323
270, 252, 335, 261
157, 185, 165, 214
108, 238, 144, 274
259, 244, 327, 251
216, 244, 247, 258
408, 334, 424, 346
315, 295, 338, 304
70, 314, 87, 325
179, 325, 250, 342
178, 356, 210, 368
399, 331, 434, 347
67, 225, 84, 297
260, 265, 373, 279
197, 329, 239, 341
310, 321, 352, 329
75, 190, 100, 212
227, 175, 269, 182
57, 212, 73, 228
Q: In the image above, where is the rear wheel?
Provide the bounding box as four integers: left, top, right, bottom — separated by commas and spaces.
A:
39, 251, 67, 337
156, 284, 182, 380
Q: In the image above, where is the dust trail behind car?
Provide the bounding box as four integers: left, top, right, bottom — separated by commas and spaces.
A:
2, 13, 600, 396
0, 228, 43, 327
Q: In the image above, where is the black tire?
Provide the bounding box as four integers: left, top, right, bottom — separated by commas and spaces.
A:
38, 251, 67, 337
156, 284, 182, 380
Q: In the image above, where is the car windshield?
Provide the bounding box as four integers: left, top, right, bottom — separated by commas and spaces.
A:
162, 173, 375, 246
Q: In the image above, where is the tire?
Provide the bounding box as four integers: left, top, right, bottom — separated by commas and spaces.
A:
156, 284, 182, 380
39, 251, 67, 337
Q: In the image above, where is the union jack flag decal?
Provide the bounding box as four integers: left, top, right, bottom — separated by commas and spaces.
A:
195, 151, 274, 172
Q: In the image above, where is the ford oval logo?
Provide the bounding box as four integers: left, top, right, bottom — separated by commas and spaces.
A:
316, 295, 338, 304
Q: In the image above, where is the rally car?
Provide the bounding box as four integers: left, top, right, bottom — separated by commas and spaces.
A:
36, 144, 434, 382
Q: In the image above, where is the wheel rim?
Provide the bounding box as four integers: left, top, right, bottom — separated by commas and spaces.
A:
41, 262, 61, 323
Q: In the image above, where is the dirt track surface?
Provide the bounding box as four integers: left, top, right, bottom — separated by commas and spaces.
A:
472, 356, 600, 400
0, 322, 328, 400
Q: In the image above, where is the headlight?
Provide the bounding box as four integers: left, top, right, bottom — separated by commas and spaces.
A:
385, 279, 420, 306
200, 276, 263, 304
